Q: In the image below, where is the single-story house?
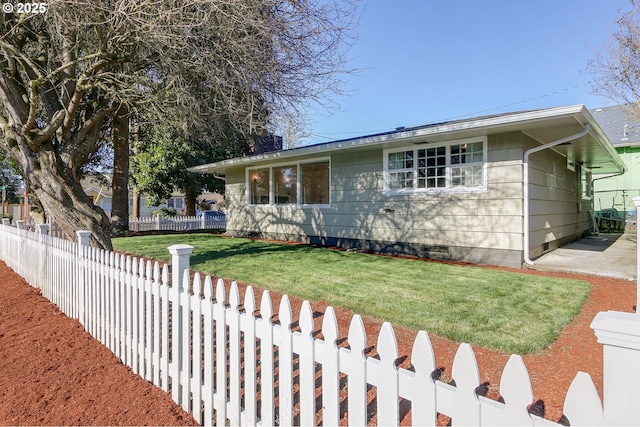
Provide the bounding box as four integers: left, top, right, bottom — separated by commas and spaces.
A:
591, 105, 640, 219
189, 105, 626, 268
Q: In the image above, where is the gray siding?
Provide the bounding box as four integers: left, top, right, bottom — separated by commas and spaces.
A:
224, 131, 590, 268
525, 134, 591, 259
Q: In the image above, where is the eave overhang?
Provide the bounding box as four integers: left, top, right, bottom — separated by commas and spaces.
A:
189, 104, 626, 176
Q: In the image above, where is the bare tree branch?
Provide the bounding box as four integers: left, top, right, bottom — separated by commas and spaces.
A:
0, 0, 360, 248
589, 2, 640, 117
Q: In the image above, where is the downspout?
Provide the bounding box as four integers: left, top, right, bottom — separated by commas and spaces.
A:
523, 124, 591, 266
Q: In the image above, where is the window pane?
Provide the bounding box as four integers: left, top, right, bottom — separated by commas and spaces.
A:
418, 146, 446, 188
389, 171, 413, 189
451, 165, 483, 187
388, 151, 413, 170
301, 162, 330, 204
275, 165, 297, 204
451, 141, 483, 165
249, 168, 270, 204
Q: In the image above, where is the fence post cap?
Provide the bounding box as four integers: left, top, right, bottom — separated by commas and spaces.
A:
167, 244, 194, 255
76, 230, 91, 247
591, 310, 640, 350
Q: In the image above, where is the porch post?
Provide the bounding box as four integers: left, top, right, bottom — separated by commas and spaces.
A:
590, 196, 640, 425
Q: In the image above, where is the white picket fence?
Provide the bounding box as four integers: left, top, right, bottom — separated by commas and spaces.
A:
129, 214, 226, 232
0, 220, 639, 426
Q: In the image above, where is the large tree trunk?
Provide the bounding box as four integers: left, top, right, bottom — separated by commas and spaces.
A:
0, 72, 113, 249
111, 105, 130, 234
132, 189, 140, 218
21, 146, 112, 249
184, 184, 197, 216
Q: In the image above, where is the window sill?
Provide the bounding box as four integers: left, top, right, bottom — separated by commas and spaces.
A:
383, 186, 488, 196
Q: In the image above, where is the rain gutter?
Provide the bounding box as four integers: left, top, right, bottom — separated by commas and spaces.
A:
523, 124, 591, 266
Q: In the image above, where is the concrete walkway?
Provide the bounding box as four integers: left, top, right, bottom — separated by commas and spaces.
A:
530, 233, 637, 281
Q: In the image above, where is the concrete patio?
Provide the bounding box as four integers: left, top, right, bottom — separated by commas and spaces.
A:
530, 232, 637, 281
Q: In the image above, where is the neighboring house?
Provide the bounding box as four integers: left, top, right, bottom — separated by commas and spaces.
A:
591, 105, 640, 218
189, 105, 625, 268
81, 177, 186, 217
82, 180, 113, 214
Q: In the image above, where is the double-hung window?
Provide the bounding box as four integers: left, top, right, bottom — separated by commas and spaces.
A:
248, 159, 331, 206
384, 137, 487, 193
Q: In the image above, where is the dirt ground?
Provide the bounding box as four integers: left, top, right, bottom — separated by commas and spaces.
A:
0, 258, 635, 426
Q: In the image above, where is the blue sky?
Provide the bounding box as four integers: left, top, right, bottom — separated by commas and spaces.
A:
300, 0, 633, 146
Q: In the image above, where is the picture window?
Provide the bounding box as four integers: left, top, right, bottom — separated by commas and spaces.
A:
248, 160, 330, 206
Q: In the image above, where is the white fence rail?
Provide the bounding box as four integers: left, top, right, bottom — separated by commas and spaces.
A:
0, 218, 639, 425
129, 214, 226, 232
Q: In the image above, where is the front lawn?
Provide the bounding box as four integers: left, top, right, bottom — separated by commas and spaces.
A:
113, 234, 590, 354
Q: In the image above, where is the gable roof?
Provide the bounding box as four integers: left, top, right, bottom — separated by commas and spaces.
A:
189, 104, 626, 175
591, 104, 640, 147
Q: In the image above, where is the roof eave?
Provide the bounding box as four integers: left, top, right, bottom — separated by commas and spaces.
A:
189, 104, 627, 175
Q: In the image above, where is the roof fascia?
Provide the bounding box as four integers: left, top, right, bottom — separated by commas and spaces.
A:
189, 105, 590, 174
580, 107, 627, 174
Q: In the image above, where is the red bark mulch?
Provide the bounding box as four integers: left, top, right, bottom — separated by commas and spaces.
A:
0, 258, 635, 425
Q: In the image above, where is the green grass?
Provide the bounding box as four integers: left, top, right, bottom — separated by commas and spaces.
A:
113, 234, 590, 354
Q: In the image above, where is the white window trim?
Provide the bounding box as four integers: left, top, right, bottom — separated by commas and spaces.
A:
166, 197, 185, 210
383, 137, 488, 195
246, 157, 331, 207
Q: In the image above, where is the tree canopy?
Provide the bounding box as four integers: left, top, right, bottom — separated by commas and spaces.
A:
0, 0, 358, 248
131, 108, 245, 214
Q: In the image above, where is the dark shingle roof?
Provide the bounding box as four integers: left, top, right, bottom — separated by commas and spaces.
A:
591, 105, 640, 146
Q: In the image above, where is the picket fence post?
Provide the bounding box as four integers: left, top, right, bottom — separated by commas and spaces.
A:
77, 230, 91, 247
166, 244, 194, 407
76, 230, 91, 327
589, 195, 640, 425
1, 218, 9, 226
